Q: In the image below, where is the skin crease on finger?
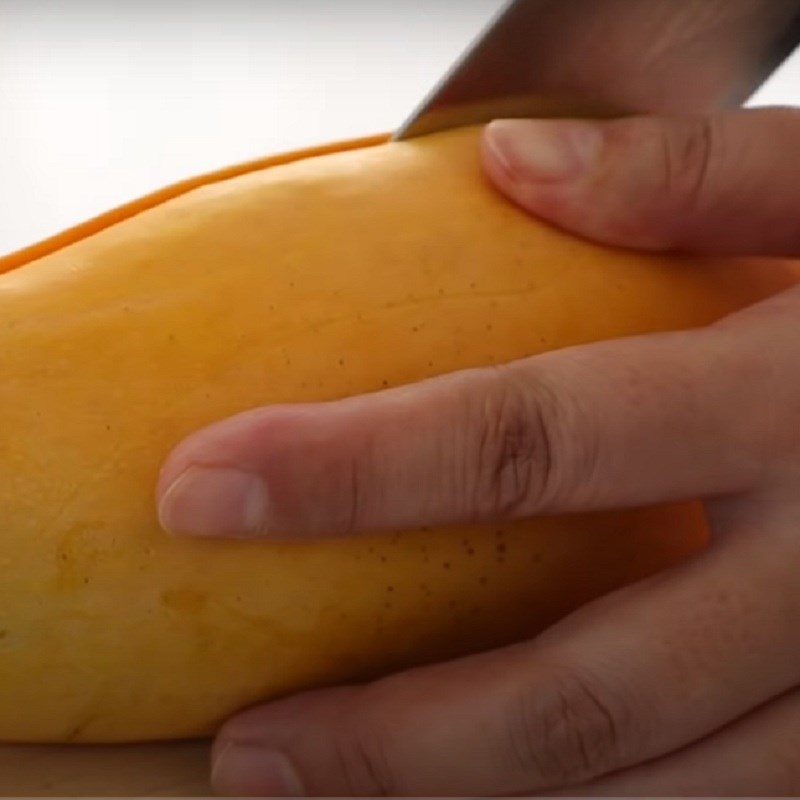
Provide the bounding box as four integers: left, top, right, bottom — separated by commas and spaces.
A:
154, 110, 800, 796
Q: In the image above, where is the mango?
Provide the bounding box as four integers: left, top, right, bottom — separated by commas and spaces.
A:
0, 127, 796, 744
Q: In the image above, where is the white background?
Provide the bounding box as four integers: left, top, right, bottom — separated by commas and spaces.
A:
2, 0, 799, 256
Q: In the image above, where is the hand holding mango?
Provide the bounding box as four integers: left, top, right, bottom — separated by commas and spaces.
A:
2, 109, 798, 792
157, 112, 800, 796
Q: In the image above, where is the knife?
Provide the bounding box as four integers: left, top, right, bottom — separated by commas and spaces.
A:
394, 0, 800, 140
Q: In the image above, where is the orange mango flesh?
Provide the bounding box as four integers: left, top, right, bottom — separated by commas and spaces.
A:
0, 126, 796, 743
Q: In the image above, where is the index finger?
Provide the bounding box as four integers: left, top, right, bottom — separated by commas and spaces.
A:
157, 286, 800, 538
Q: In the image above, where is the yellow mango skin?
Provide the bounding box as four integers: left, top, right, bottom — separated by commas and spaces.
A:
0, 127, 797, 744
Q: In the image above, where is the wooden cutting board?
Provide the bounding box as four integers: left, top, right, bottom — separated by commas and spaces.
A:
0, 741, 212, 796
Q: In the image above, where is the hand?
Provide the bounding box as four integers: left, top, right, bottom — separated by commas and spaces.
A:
158, 109, 800, 796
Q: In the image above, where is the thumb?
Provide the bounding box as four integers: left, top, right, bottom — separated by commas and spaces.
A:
481, 108, 800, 255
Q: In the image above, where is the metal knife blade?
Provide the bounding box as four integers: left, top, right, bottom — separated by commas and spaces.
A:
394, 0, 800, 140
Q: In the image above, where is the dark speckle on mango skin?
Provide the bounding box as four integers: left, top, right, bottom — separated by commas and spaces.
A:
161, 588, 208, 614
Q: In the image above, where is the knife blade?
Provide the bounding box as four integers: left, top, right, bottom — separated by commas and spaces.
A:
394, 0, 800, 140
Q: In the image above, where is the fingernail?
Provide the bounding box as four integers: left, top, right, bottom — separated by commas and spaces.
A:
485, 119, 603, 182
158, 466, 268, 536
212, 742, 305, 797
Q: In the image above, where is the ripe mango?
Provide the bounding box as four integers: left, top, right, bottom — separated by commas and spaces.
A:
0, 127, 796, 743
